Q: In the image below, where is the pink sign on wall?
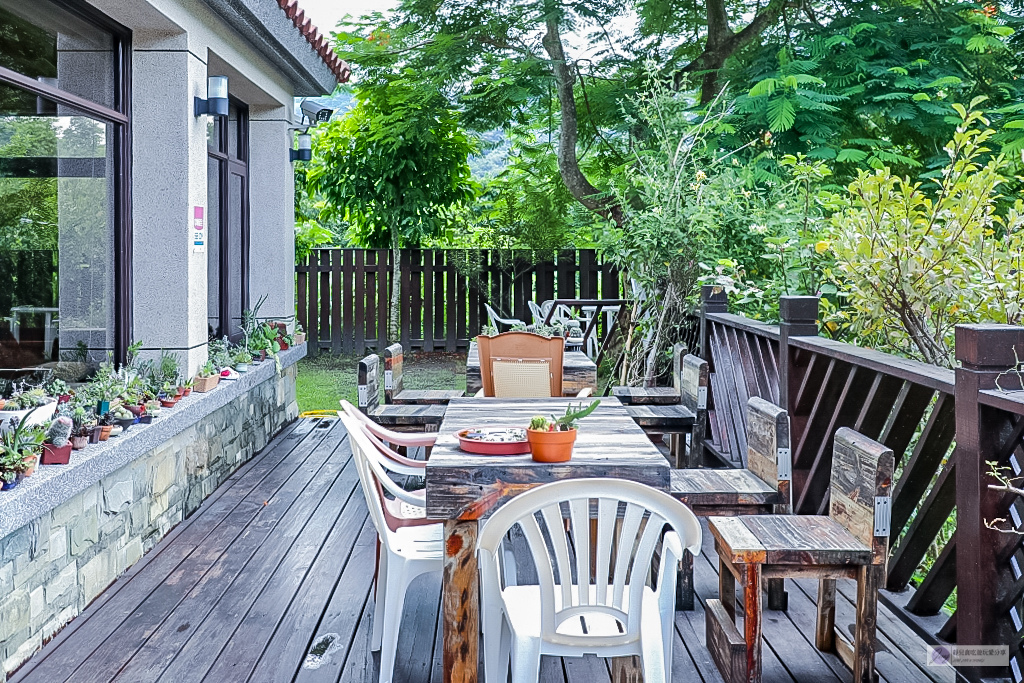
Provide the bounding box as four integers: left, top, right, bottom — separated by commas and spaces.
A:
193, 206, 205, 252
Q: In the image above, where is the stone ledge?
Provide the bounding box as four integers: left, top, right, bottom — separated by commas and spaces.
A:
0, 344, 307, 539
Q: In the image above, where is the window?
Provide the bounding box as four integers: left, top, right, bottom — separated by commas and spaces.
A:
207, 99, 248, 341
0, 0, 130, 381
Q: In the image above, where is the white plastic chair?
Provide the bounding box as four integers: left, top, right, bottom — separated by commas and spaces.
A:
477, 478, 701, 682
341, 399, 436, 460
485, 302, 525, 332
337, 409, 443, 683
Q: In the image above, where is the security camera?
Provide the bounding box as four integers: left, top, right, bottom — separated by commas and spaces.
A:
300, 99, 334, 125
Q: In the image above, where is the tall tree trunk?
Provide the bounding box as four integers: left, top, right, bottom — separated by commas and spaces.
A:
541, 8, 626, 228
389, 226, 401, 345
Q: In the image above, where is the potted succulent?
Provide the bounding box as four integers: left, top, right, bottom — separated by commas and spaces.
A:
142, 400, 161, 422
159, 381, 179, 407
1, 389, 58, 433
42, 417, 73, 465
111, 406, 136, 432
233, 349, 253, 372
526, 400, 601, 463
194, 361, 221, 393
182, 378, 194, 397
293, 324, 306, 346
1, 407, 46, 477
1, 446, 21, 491
47, 379, 72, 404
97, 412, 114, 441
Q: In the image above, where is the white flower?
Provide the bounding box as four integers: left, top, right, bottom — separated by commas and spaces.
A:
749, 224, 768, 235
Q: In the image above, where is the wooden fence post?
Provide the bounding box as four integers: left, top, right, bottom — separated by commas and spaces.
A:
954, 324, 1024, 681
699, 285, 728, 361
778, 296, 819, 417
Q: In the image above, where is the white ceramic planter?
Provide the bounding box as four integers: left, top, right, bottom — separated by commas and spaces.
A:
0, 401, 57, 433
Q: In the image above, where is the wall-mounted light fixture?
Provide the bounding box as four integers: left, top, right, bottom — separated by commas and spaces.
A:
195, 75, 229, 117
290, 132, 312, 162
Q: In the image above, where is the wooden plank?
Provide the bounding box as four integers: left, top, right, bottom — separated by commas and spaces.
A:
319, 249, 331, 353
435, 250, 445, 347
456, 251, 467, 346
467, 250, 479, 340
297, 253, 308, 341
886, 461, 955, 590
411, 249, 423, 347
306, 251, 320, 353
355, 249, 366, 353
332, 248, 343, 354
424, 249, 434, 351
904, 531, 957, 616
401, 249, 412, 349
343, 249, 355, 353
889, 393, 955, 539
706, 598, 746, 683
446, 251, 457, 352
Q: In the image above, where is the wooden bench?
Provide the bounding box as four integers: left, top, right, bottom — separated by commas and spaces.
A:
706, 428, 893, 683
358, 354, 445, 431
611, 342, 686, 405
671, 396, 791, 610
383, 344, 464, 405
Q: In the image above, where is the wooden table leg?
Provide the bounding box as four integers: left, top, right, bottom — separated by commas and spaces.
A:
816, 578, 836, 651
677, 549, 695, 610
853, 565, 881, 683
744, 563, 763, 683
443, 519, 479, 683
720, 557, 736, 621
766, 578, 787, 611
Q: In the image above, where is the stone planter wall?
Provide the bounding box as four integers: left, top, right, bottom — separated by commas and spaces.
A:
0, 346, 303, 679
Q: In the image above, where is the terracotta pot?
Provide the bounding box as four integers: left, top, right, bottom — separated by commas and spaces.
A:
124, 404, 144, 417
527, 428, 577, 463
99, 425, 113, 441
159, 398, 177, 408
42, 442, 72, 465
183, 387, 192, 397
70, 436, 89, 451
277, 337, 290, 351
294, 333, 306, 345
22, 456, 37, 476
193, 375, 220, 393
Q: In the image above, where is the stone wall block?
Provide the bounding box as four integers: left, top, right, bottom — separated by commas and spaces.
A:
102, 479, 134, 514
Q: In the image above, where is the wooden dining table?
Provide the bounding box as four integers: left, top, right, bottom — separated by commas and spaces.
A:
425, 396, 671, 682
465, 340, 597, 396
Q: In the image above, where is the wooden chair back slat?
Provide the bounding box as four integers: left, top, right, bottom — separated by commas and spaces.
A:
357, 354, 381, 413
477, 332, 564, 397
383, 343, 404, 403
830, 427, 894, 564
746, 397, 792, 513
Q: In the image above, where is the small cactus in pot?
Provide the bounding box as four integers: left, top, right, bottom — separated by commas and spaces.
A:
42, 416, 74, 465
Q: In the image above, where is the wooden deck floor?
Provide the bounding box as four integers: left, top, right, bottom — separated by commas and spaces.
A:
11, 417, 955, 683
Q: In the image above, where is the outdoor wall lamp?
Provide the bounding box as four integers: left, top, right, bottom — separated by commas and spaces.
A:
290, 132, 312, 162
195, 76, 229, 117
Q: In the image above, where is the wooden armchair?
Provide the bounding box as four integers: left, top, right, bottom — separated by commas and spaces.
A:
476, 332, 565, 398
706, 428, 893, 683
671, 396, 791, 610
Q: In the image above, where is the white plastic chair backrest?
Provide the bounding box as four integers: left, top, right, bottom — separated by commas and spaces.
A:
528, 301, 545, 325
478, 478, 701, 647
338, 411, 426, 549
339, 400, 424, 477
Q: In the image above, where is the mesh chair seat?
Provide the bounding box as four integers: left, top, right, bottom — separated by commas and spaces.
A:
491, 358, 553, 398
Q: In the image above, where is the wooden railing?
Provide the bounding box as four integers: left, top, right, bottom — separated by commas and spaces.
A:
698, 285, 1024, 681
295, 249, 620, 353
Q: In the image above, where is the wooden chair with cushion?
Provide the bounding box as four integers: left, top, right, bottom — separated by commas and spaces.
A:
706, 428, 893, 683
476, 332, 566, 398
358, 354, 446, 432
671, 396, 791, 611
382, 344, 463, 405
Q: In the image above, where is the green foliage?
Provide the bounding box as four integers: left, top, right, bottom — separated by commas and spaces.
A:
828, 106, 1024, 366
294, 219, 337, 265
307, 78, 477, 249
528, 399, 601, 431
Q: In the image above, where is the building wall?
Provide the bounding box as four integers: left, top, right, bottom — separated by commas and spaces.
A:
85, 0, 303, 377
0, 349, 301, 678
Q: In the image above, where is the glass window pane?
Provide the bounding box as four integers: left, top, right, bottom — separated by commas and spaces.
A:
227, 103, 238, 161
227, 172, 244, 338
0, 82, 115, 379
0, 0, 117, 110
207, 157, 221, 338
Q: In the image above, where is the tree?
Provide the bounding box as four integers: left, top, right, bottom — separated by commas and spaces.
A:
306, 77, 476, 342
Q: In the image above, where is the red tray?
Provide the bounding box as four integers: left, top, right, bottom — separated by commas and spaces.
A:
456, 428, 530, 455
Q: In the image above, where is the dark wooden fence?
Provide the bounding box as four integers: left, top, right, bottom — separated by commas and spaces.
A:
295, 249, 620, 354
697, 285, 1024, 681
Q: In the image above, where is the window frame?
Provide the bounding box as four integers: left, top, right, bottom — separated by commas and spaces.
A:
0, 0, 132, 364
206, 97, 250, 342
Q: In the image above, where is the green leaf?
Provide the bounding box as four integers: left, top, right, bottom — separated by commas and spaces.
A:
766, 96, 796, 132
836, 148, 868, 163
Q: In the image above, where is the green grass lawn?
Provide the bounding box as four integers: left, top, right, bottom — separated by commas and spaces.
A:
296, 350, 467, 414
